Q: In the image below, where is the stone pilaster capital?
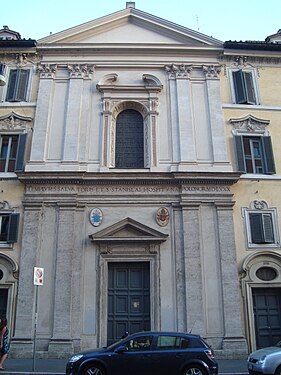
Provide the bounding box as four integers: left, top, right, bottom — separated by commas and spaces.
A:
67, 64, 94, 79
37, 63, 57, 79
203, 65, 221, 79
165, 64, 192, 79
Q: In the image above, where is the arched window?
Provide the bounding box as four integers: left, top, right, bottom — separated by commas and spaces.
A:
115, 109, 144, 168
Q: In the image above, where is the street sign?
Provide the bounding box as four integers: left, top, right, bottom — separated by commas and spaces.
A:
34, 267, 44, 286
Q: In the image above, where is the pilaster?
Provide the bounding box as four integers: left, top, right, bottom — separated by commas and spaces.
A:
216, 203, 248, 358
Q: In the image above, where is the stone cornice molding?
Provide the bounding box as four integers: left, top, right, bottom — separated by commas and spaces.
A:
220, 53, 281, 66
98, 73, 118, 86
67, 63, 94, 79
97, 74, 162, 94
18, 171, 242, 186
0, 52, 38, 66
229, 114, 270, 134
165, 64, 192, 79
142, 74, 163, 89
37, 63, 57, 79
0, 111, 32, 131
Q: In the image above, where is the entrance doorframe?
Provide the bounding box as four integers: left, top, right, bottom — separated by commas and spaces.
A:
96, 243, 161, 347
241, 251, 281, 351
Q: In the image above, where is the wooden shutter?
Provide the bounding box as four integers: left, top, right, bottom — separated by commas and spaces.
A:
7, 213, 19, 243
244, 71, 256, 104
262, 136, 276, 174
15, 133, 27, 172
249, 213, 264, 243
233, 70, 247, 104
263, 214, 274, 243
16, 70, 29, 101
6, 69, 18, 101
234, 135, 246, 172
249, 212, 274, 244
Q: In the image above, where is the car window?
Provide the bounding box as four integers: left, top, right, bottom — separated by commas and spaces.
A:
125, 335, 153, 351
156, 335, 189, 350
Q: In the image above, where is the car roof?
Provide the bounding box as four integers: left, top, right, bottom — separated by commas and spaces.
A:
127, 331, 201, 339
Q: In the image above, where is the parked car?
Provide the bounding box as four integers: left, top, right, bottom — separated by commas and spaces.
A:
248, 341, 281, 375
66, 331, 218, 375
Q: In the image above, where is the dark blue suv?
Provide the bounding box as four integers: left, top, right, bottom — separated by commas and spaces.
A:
66, 331, 218, 375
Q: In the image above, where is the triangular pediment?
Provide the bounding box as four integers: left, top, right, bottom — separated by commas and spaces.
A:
38, 7, 222, 47
89, 217, 168, 243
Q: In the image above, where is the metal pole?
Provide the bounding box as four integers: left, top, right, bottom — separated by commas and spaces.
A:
32, 285, 38, 372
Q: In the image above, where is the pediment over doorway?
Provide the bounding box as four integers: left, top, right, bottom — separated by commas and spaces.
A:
89, 217, 168, 244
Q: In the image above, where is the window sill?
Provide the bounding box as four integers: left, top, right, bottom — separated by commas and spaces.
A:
247, 244, 280, 249
0, 172, 18, 180
0, 102, 36, 107
0, 243, 13, 249
240, 174, 281, 180
223, 103, 281, 111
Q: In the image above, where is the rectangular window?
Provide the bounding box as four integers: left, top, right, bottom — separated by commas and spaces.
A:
0, 213, 19, 243
232, 70, 257, 105
0, 134, 27, 173
234, 135, 275, 174
249, 213, 275, 244
6, 69, 30, 102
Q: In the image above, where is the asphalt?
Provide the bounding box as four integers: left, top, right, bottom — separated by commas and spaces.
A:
0, 358, 249, 375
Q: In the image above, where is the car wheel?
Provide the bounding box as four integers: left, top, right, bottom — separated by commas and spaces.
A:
82, 364, 105, 375
184, 364, 207, 375
275, 366, 281, 375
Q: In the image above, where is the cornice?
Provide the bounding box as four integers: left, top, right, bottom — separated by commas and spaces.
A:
220, 53, 281, 65
17, 171, 241, 186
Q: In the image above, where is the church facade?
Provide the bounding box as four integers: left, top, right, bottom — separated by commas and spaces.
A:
1, 3, 281, 359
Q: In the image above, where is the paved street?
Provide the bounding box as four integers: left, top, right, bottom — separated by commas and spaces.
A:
0, 358, 249, 374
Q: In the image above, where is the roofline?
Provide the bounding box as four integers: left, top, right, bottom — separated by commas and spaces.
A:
224, 40, 281, 52
38, 7, 222, 47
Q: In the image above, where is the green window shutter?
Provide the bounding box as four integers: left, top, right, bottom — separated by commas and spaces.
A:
7, 213, 19, 243
249, 213, 264, 243
262, 136, 276, 174
6, 69, 18, 101
16, 70, 29, 101
263, 214, 274, 243
15, 133, 27, 172
234, 135, 246, 172
233, 70, 247, 104
244, 71, 256, 104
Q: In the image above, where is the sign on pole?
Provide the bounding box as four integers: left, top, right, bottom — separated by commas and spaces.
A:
34, 267, 44, 286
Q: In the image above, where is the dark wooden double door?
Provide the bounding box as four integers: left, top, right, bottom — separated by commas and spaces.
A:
107, 262, 150, 345
253, 288, 281, 348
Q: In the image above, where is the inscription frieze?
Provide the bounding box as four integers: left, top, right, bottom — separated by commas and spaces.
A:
26, 184, 230, 195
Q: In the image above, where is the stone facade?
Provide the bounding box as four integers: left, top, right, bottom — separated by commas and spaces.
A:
3, 5, 281, 361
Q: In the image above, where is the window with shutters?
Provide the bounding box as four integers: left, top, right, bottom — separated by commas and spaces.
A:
243, 201, 280, 248
230, 115, 275, 175
0, 134, 27, 173
234, 135, 275, 174
230, 69, 259, 105
0, 213, 19, 244
5, 68, 30, 102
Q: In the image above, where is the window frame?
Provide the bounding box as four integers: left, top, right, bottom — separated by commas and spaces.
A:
234, 134, 275, 175
229, 67, 260, 105
0, 212, 19, 247
243, 201, 280, 249
0, 132, 27, 174
2, 67, 32, 103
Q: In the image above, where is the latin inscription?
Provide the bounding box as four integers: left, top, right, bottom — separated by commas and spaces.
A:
26, 184, 230, 194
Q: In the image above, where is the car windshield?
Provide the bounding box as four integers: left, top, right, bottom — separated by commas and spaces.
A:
106, 338, 124, 350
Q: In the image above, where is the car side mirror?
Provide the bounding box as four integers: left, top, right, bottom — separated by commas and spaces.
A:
115, 345, 129, 354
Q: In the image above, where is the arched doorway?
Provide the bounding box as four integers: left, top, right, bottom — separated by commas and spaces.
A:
241, 251, 281, 350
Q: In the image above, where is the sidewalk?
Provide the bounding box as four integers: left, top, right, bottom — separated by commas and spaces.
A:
0, 358, 248, 375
